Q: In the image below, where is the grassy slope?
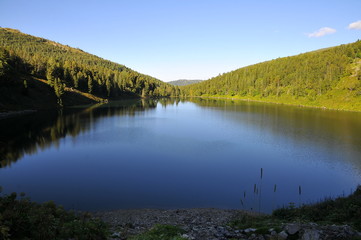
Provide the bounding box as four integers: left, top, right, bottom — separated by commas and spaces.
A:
183, 43, 361, 112
202, 58, 361, 111
198, 90, 361, 112
272, 186, 361, 230
0, 73, 104, 111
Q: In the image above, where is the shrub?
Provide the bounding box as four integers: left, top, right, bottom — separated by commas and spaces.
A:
0, 191, 109, 240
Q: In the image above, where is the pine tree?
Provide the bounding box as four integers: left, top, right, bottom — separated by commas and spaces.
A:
87, 76, 93, 94
46, 58, 59, 86
106, 79, 112, 96
54, 77, 64, 106
0, 47, 10, 80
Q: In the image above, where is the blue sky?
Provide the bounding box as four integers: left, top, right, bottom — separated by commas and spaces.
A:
1, 0, 361, 82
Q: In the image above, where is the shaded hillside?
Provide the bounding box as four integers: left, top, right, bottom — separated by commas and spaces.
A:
0, 72, 104, 111
0, 28, 180, 110
182, 41, 361, 111
168, 79, 203, 86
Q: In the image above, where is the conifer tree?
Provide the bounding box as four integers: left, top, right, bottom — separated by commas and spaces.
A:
87, 76, 93, 93
54, 77, 64, 106
0, 47, 10, 80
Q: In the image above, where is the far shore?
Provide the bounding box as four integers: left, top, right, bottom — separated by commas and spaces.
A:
191, 95, 361, 113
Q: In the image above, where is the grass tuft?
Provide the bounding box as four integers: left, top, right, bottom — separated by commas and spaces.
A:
272, 185, 361, 230
129, 224, 186, 240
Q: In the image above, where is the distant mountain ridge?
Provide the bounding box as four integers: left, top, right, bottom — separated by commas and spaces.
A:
181, 41, 361, 111
168, 79, 203, 86
0, 28, 180, 110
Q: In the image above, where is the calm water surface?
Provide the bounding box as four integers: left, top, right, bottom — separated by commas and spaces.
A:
0, 98, 360, 213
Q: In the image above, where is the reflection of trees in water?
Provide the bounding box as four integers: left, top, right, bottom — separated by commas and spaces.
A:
155, 97, 183, 108
0, 98, 180, 168
189, 98, 361, 172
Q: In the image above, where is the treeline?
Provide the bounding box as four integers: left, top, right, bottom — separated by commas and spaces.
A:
182, 41, 361, 103
0, 28, 180, 104
168, 79, 203, 86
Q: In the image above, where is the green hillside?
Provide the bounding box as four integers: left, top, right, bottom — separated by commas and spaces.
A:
0, 28, 180, 110
182, 41, 361, 111
168, 79, 203, 86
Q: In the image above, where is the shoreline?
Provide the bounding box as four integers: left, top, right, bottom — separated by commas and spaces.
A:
93, 207, 361, 240
93, 208, 251, 239
191, 95, 361, 113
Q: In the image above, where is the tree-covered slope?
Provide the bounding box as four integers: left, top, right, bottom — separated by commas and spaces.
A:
182, 41, 361, 111
168, 79, 203, 86
0, 28, 180, 110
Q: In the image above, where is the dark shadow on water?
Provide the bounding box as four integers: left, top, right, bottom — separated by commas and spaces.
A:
0, 98, 181, 168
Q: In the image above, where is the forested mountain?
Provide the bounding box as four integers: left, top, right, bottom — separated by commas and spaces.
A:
182, 41, 361, 111
168, 79, 203, 86
0, 28, 180, 109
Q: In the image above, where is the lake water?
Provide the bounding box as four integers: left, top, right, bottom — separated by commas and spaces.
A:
0, 98, 360, 213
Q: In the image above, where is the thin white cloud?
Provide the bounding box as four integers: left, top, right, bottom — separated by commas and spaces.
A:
308, 27, 336, 38
348, 20, 361, 30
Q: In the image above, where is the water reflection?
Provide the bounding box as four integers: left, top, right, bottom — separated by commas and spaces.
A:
0, 98, 181, 168
0, 98, 360, 212
188, 98, 361, 173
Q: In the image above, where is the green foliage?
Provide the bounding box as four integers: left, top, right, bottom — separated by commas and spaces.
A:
0, 47, 10, 80
272, 186, 361, 231
182, 40, 361, 111
168, 79, 203, 86
0, 190, 109, 240
0, 27, 180, 102
129, 225, 186, 240
229, 214, 282, 233
46, 57, 62, 87
231, 187, 361, 234
54, 77, 65, 106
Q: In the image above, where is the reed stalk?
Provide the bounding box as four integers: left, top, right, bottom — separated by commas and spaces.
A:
259, 168, 263, 213
272, 184, 277, 211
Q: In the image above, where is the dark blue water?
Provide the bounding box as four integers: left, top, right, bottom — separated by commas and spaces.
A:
0, 98, 360, 213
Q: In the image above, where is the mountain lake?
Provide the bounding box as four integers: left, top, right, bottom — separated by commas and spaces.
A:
0, 98, 360, 213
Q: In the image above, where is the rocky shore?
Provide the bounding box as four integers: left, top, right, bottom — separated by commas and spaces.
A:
94, 208, 361, 240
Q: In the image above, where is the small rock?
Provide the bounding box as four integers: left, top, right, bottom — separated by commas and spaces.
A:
256, 235, 266, 240
278, 230, 288, 239
343, 225, 355, 235
285, 223, 301, 235
181, 233, 194, 239
213, 232, 224, 238
111, 232, 121, 238
302, 229, 320, 240
244, 228, 257, 233
249, 233, 256, 239
264, 234, 272, 240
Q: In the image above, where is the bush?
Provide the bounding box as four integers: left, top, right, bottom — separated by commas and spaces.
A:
0, 191, 109, 240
